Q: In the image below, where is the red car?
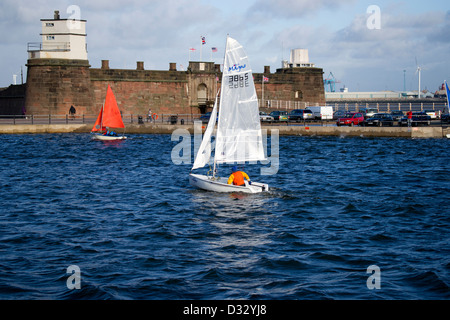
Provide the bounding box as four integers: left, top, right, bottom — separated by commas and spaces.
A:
336, 112, 364, 126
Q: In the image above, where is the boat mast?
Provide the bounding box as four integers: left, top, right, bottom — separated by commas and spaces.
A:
213, 35, 230, 179
101, 104, 104, 130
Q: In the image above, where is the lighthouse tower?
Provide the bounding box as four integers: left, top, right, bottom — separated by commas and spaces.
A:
28, 10, 87, 60
25, 10, 93, 115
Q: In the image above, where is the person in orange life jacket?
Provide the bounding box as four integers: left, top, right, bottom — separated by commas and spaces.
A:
227, 166, 251, 186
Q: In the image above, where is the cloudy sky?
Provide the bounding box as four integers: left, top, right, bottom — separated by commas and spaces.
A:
1, 0, 449, 93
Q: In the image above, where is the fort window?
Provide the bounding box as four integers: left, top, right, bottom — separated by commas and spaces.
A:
197, 84, 207, 105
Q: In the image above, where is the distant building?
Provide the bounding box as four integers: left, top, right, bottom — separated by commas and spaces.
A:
282, 49, 315, 68
27, 10, 87, 60
326, 91, 404, 100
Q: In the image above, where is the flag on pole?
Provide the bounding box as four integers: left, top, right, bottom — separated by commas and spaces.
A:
211, 47, 217, 52
263, 76, 269, 82
188, 48, 196, 62
202, 36, 206, 45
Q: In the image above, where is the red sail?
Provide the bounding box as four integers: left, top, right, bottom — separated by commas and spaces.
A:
91, 85, 125, 132
91, 106, 105, 132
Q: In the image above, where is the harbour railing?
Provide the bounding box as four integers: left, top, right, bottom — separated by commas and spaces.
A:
329, 101, 448, 113
260, 100, 447, 111
0, 114, 199, 126
0, 113, 223, 126
0, 100, 448, 126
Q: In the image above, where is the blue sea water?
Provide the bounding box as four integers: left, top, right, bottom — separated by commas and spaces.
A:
0, 133, 449, 300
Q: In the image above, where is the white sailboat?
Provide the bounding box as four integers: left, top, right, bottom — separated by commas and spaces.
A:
189, 36, 269, 193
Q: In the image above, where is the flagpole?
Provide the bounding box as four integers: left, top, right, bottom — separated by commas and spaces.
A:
262, 75, 265, 109
200, 37, 203, 61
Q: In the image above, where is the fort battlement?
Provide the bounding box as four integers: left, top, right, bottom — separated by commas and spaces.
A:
24, 58, 325, 116
22, 11, 325, 117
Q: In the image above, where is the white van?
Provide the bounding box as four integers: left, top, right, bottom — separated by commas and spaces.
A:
308, 106, 334, 120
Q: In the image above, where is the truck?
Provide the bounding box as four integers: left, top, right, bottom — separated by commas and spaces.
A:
307, 106, 334, 120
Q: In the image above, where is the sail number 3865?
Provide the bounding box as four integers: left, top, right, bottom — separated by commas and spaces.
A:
229, 73, 249, 88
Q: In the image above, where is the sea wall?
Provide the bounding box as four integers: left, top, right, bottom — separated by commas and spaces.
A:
0, 123, 446, 138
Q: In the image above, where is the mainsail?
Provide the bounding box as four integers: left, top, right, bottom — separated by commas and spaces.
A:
214, 36, 266, 164
192, 93, 219, 170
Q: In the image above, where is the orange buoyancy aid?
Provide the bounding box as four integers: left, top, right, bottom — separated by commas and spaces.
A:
230, 171, 251, 186
233, 171, 245, 186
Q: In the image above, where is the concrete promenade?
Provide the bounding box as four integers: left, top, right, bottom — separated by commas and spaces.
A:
0, 123, 449, 138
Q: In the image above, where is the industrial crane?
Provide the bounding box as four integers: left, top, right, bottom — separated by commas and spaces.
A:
323, 72, 341, 92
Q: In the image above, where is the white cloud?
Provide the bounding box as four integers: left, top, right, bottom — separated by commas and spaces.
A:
248, 0, 356, 19
0, 0, 449, 92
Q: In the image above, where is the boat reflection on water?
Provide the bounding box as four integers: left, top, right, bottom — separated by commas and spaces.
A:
230, 192, 247, 200
91, 137, 127, 148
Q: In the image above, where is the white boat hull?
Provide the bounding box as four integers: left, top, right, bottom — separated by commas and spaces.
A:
189, 173, 268, 194
91, 134, 127, 141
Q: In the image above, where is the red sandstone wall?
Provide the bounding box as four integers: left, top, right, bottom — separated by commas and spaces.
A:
25, 59, 325, 116
25, 59, 93, 115
254, 68, 326, 105
91, 80, 193, 117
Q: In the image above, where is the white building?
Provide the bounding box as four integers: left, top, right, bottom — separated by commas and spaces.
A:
282, 49, 315, 68
28, 10, 87, 60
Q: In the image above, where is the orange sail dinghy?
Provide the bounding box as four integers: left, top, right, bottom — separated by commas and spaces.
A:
91, 85, 127, 140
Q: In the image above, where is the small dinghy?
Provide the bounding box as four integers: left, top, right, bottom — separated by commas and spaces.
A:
91, 85, 127, 141
189, 36, 269, 193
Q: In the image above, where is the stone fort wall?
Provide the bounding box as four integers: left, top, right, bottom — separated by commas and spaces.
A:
24, 59, 325, 116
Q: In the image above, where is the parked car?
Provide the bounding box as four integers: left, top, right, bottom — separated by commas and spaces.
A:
259, 111, 274, 122
423, 109, 439, 119
336, 112, 364, 126
441, 113, 450, 123
269, 110, 288, 122
333, 110, 346, 120
200, 112, 218, 123
363, 113, 394, 126
288, 109, 314, 122
391, 110, 404, 121
398, 112, 431, 126
359, 107, 378, 119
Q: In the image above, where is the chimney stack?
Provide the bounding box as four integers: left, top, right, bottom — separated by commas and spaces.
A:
101, 60, 110, 70
54, 10, 60, 20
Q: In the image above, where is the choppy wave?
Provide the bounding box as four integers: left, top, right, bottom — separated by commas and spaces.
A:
0, 134, 449, 299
